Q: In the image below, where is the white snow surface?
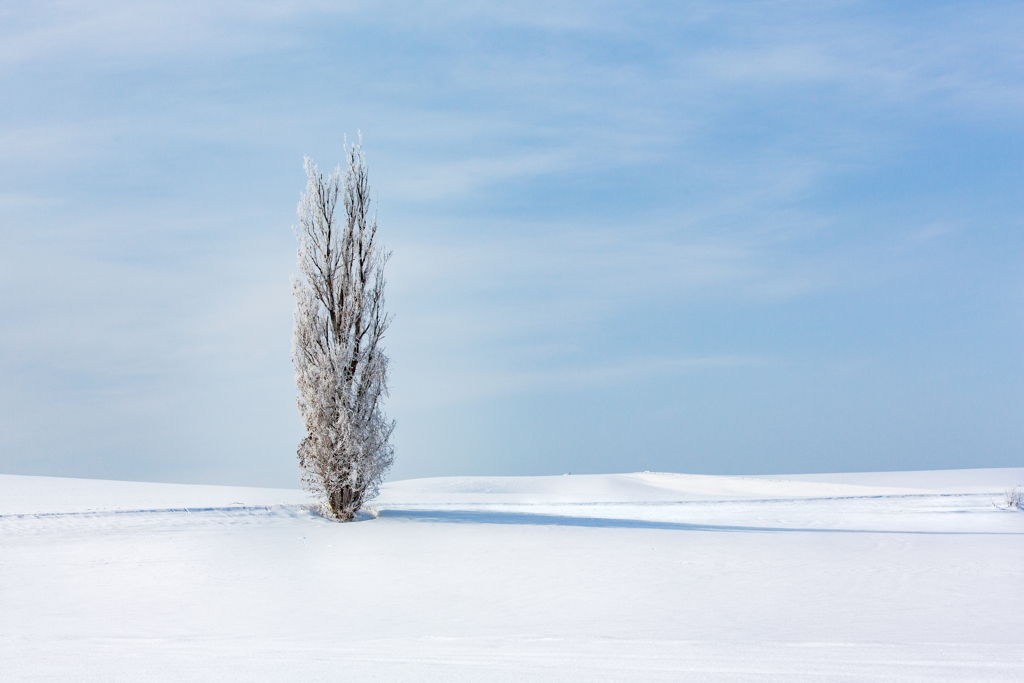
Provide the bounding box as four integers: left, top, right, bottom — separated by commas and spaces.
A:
2, 468, 1022, 682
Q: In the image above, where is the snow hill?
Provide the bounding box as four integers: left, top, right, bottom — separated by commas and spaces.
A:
2, 468, 1022, 682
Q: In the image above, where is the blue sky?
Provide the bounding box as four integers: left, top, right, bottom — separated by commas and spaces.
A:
1, 1, 1021, 486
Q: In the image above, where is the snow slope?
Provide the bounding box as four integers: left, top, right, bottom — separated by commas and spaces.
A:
2, 469, 1022, 682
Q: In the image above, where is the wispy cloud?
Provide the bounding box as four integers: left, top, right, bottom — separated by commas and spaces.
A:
387, 150, 578, 201
0, 2, 338, 67
391, 354, 763, 409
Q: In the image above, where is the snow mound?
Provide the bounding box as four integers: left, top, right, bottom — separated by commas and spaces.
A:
378, 471, 928, 503
0, 474, 314, 516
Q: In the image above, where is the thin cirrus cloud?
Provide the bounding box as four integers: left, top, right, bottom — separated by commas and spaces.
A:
392, 353, 763, 410
0, 2, 318, 66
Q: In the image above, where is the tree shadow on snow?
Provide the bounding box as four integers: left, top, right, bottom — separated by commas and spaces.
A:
374, 508, 1023, 535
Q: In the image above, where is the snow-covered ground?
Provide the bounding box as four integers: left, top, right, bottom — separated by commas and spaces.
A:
2, 468, 1022, 682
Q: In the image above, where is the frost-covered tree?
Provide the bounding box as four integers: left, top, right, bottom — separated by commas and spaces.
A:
292, 140, 394, 521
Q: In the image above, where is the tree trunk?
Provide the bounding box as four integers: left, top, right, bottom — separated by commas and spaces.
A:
330, 485, 357, 521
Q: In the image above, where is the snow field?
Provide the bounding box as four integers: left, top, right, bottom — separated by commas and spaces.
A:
1, 469, 1022, 682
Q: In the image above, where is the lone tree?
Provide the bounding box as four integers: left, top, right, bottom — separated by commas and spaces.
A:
292, 140, 394, 521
